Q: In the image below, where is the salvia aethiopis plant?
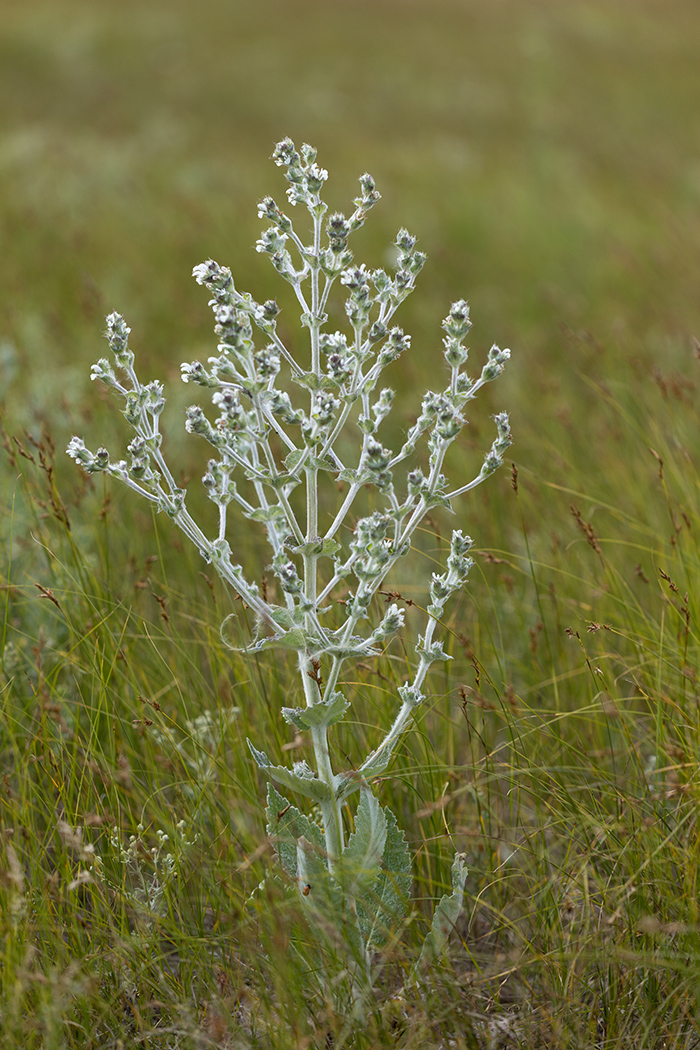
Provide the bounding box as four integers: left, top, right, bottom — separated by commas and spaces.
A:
68, 138, 511, 1008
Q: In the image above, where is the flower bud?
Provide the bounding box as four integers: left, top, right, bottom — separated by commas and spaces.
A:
480, 345, 511, 383
272, 137, 300, 169
256, 227, 288, 255
442, 300, 472, 341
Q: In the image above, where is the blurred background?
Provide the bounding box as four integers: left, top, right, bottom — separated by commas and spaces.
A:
1, 0, 699, 422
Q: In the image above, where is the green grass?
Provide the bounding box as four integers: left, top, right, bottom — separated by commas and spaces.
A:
3, 0, 700, 1046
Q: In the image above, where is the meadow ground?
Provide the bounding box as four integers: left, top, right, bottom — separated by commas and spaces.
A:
2, 0, 700, 1046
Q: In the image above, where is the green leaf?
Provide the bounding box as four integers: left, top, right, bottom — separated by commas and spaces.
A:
265, 786, 367, 973
425, 493, 454, 512
336, 467, 372, 485
413, 853, 467, 976
221, 605, 312, 657
247, 740, 332, 804
240, 378, 268, 397
281, 691, 350, 732
290, 539, 323, 556
338, 788, 387, 900
240, 626, 308, 655
358, 806, 412, 951
289, 537, 341, 559
265, 784, 325, 878
267, 472, 303, 491
337, 747, 393, 800
291, 371, 323, 392
325, 643, 380, 661
284, 449, 306, 473
280, 707, 309, 732
296, 837, 366, 966
307, 454, 337, 472
270, 607, 301, 631
415, 640, 453, 663
342, 722, 415, 794
247, 505, 288, 524
295, 835, 335, 905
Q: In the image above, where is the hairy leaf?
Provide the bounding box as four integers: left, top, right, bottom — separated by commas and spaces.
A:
265, 783, 325, 878
296, 837, 366, 968
238, 626, 308, 655
338, 788, 387, 899
284, 448, 306, 473
358, 806, 412, 951
290, 536, 341, 557
281, 691, 350, 732
248, 740, 332, 803
413, 853, 467, 975
336, 467, 373, 485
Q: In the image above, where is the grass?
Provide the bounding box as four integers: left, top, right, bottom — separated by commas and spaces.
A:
2, 0, 700, 1045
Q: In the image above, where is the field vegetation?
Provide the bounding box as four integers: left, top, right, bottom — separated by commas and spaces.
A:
2, 1, 700, 1046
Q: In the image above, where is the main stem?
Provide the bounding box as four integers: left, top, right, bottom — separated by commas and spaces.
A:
302, 202, 345, 871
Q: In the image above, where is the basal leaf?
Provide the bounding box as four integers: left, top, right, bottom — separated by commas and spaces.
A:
338, 788, 387, 899
265, 783, 325, 878
358, 806, 412, 951
413, 852, 467, 975
296, 837, 366, 966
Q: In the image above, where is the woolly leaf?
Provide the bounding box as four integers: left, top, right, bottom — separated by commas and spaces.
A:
307, 454, 337, 472
291, 371, 324, 392
335, 743, 395, 801
336, 467, 372, 485
284, 449, 306, 473
357, 806, 412, 951
325, 638, 380, 660
424, 492, 454, 512
289, 536, 340, 555
338, 788, 387, 899
265, 783, 325, 878
247, 740, 332, 803
281, 691, 350, 732
296, 837, 366, 966
239, 627, 307, 655
270, 607, 303, 631
247, 505, 288, 524
413, 853, 467, 975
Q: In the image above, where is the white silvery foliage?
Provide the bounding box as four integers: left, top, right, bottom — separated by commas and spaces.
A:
68, 138, 511, 1007
91, 822, 195, 922
88, 821, 196, 999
